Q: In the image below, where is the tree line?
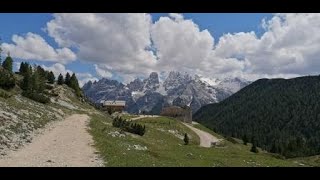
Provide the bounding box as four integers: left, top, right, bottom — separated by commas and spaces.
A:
0, 50, 82, 103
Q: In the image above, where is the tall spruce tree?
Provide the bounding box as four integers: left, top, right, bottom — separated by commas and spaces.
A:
57, 74, 64, 85
21, 64, 32, 91
70, 73, 82, 97
0, 40, 2, 65
48, 71, 55, 84
19, 62, 30, 76
65, 72, 71, 86
2, 53, 13, 72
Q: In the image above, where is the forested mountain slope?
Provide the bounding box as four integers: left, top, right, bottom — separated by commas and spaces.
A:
194, 76, 320, 158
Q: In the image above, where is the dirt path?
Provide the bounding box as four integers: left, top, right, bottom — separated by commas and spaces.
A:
183, 122, 219, 148
0, 114, 103, 167
131, 115, 160, 120
131, 115, 219, 148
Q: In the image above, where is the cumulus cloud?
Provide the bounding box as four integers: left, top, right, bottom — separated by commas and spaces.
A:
1, 32, 76, 64
151, 15, 214, 74
76, 72, 99, 87
41, 63, 72, 77
94, 64, 112, 78
7, 13, 320, 84
46, 13, 158, 80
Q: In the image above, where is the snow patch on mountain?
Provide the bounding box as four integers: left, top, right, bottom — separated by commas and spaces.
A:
83, 71, 251, 114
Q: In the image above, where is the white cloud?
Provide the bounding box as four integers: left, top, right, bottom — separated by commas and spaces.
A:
12, 13, 320, 83
1, 32, 76, 64
94, 64, 112, 78
168, 13, 184, 21
41, 63, 72, 78
151, 15, 214, 74
76, 72, 99, 87
46, 13, 158, 80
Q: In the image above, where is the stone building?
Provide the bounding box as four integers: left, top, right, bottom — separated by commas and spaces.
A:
160, 105, 192, 123
100, 100, 126, 113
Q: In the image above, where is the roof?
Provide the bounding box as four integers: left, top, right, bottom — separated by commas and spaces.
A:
102, 100, 126, 106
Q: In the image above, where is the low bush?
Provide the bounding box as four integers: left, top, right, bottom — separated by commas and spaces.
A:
0, 89, 12, 99
225, 136, 238, 144
0, 68, 16, 90
22, 91, 50, 104
45, 84, 54, 90
112, 116, 146, 136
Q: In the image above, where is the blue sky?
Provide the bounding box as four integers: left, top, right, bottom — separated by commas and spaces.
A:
2, 13, 317, 86
0, 13, 271, 74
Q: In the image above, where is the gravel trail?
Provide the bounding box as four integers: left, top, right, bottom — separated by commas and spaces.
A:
0, 114, 103, 167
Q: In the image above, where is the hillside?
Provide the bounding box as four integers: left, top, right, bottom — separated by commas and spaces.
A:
89, 114, 320, 166
0, 82, 96, 156
193, 76, 320, 158
1, 74, 319, 166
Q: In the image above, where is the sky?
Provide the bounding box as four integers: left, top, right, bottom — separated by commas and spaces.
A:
1, 13, 319, 86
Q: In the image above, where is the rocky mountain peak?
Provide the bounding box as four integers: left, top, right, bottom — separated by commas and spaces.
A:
144, 72, 160, 91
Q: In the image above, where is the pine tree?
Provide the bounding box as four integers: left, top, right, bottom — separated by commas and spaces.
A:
184, 133, 189, 145
57, 74, 64, 85
0, 43, 2, 65
0, 68, 16, 89
70, 73, 82, 97
65, 72, 71, 86
19, 62, 25, 74
242, 134, 248, 145
36, 66, 47, 80
2, 53, 13, 72
31, 70, 40, 92
48, 71, 55, 84
251, 143, 259, 153
21, 65, 32, 91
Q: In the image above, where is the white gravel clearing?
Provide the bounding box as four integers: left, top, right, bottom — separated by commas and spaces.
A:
0, 114, 103, 167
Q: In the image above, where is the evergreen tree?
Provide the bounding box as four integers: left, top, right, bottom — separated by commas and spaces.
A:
21, 65, 32, 91
19, 62, 25, 75
65, 72, 71, 86
36, 66, 47, 80
30, 70, 41, 92
242, 134, 248, 145
251, 143, 259, 153
57, 74, 64, 85
2, 53, 13, 72
0, 42, 2, 65
0, 68, 16, 89
47, 71, 55, 84
184, 133, 189, 145
70, 73, 82, 97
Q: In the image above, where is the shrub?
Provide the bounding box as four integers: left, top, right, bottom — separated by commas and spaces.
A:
45, 84, 54, 90
251, 143, 259, 153
226, 136, 238, 144
0, 89, 12, 99
112, 117, 146, 136
184, 133, 189, 145
22, 91, 50, 104
0, 68, 16, 90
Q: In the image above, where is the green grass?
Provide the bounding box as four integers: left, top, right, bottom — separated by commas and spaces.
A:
120, 114, 140, 120
89, 115, 311, 167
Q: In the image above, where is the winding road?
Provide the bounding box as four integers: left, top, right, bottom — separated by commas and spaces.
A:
182, 122, 220, 148
130, 115, 220, 148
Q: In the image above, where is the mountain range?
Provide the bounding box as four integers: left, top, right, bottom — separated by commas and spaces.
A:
82, 71, 250, 114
